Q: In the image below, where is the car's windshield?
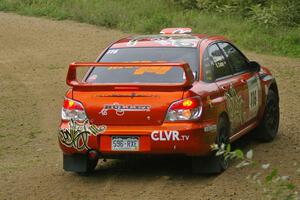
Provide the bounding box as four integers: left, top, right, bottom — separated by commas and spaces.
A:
86, 47, 199, 84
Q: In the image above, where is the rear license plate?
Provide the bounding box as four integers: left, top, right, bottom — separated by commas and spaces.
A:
111, 136, 139, 151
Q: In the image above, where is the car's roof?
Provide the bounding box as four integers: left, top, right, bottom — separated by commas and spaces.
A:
110, 33, 210, 49
109, 28, 228, 49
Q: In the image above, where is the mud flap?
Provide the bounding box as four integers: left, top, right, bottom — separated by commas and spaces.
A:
192, 156, 222, 174
63, 154, 88, 172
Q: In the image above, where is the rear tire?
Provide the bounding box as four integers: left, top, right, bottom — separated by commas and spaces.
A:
215, 116, 230, 171
192, 115, 230, 174
254, 90, 279, 142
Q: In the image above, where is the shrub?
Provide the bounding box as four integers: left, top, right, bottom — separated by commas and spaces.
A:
0, 0, 299, 57
172, 0, 300, 27
211, 143, 300, 199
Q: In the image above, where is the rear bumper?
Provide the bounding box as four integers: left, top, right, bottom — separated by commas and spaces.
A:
58, 120, 217, 157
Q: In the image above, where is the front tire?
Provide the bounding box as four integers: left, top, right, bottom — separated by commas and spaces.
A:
254, 89, 279, 142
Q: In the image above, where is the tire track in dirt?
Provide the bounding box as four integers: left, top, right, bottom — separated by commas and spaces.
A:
0, 12, 299, 200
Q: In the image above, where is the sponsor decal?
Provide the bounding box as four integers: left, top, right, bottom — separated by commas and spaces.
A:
127, 40, 137, 47
106, 66, 172, 76
107, 66, 133, 70
86, 74, 97, 82
225, 84, 245, 132
106, 49, 119, 54
171, 39, 197, 47
59, 119, 106, 151
126, 35, 198, 47
95, 93, 160, 98
160, 28, 192, 34
100, 103, 151, 116
133, 66, 171, 75
204, 124, 217, 132
171, 28, 191, 34
151, 130, 189, 141
247, 76, 261, 119
154, 39, 172, 46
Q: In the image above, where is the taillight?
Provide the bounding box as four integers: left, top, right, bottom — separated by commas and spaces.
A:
61, 98, 87, 122
165, 97, 202, 122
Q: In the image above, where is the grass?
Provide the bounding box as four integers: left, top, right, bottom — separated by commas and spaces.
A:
0, 0, 299, 58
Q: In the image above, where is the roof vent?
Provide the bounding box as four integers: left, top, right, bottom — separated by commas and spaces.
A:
160, 28, 192, 34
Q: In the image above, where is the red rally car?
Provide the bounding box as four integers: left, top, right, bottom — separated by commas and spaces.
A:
58, 28, 279, 174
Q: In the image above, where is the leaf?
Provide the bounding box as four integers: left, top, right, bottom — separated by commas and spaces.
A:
216, 150, 224, 156
226, 144, 231, 152
210, 143, 219, 151
220, 143, 225, 150
225, 154, 231, 160
286, 183, 295, 190
234, 149, 244, 159
236, 160, 250, 168
265, 168, 278, 183
246, 149, 253, 160
261, 163, 270, 169
229, 153, 237, 160
252, 172, 261, 181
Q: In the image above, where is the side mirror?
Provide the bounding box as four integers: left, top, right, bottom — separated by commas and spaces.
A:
249, 61, 261, 72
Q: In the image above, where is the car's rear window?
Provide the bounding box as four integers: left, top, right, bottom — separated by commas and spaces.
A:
85, 47, 199, 84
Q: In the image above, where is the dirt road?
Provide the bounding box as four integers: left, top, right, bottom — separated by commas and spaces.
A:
0, 12, 299, 200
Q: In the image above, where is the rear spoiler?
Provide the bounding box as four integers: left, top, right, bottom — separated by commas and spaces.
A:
66, 62, 195, 91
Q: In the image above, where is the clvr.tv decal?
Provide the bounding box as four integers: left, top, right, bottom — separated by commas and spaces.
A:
59, 119, 106, 151
151, 130, 189, 141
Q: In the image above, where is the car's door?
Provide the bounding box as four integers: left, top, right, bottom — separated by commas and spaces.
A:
218, 42, 262, 124
203, 43, 246, 135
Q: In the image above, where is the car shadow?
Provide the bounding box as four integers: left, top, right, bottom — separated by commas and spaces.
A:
80, 133, 264, 180
93, 156, 199, 177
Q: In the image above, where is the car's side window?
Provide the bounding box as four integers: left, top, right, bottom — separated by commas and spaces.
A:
208, 44, 232, 80
202, 49, 215, 82
202, 44, 233, 81
218, 42, 249, 74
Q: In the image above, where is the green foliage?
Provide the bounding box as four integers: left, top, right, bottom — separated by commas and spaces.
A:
0, 0, 299, 57
212, 143, 300, 200
172, 0, 199, 10
173, 0, 300, 27
248, 0, 300, 27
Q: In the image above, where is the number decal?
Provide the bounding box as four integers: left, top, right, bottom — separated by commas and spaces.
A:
106, 49, 119, 54
247, 76, 261, 119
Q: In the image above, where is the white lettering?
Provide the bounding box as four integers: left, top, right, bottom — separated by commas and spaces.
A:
182, 135, 190, 140
172, 131, 180, 141
151, 130, 189, 141
160, 131, 166, 141
151, 131, 159, 141
165, 130, 172, 141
